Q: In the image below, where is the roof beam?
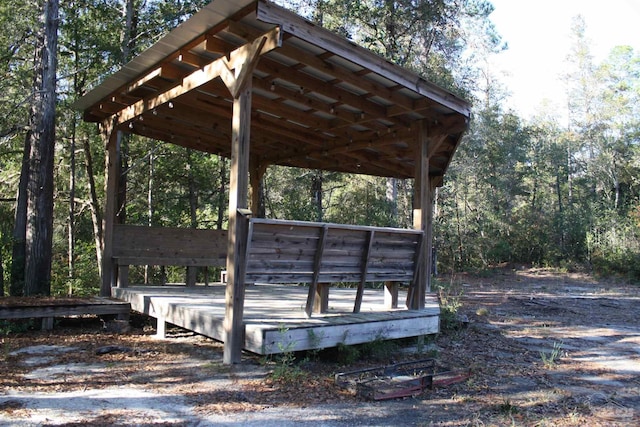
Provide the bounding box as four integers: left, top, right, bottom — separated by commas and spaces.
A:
113, 26, 282, 127
227, 18, 416, 113
256, 0, 470, 117
257, 57, 389, 120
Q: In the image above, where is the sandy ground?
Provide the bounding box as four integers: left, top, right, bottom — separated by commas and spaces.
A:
1, 268, 639, 426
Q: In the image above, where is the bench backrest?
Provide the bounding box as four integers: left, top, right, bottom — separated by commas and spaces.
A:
112, 225, 227, 267
244, 219, 423, 284
111, 221, 423, 285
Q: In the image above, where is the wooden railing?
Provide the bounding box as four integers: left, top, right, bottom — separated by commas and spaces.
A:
111, 220, 424, 316
112, 225, 227, 287
243, 219, 424, 316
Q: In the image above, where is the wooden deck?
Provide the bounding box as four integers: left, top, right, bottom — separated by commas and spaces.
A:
113, 284, 440, 355
0, 297, 131, 330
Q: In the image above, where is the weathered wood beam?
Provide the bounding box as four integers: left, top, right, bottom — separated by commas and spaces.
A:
227, 18, 417, 113
257, 56, 389, 120
427, 134, 449, 161
124, 64, 185, 95
224, 82, 253, 365
126, 114, 230, 152
220, 36, 268, 98
99, 119, 120, 297
409, 120, 430, 309
177, 50, 208, 68
272, 129, 412, 164
253, 76, 356, 127
113, 26, 282, 127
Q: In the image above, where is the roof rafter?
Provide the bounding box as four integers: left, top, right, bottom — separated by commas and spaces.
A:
113, 26, 282, 127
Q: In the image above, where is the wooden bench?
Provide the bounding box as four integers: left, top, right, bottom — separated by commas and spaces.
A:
243, 219, 424, 316
112, 221, 424, 317
112, 225, 228, 287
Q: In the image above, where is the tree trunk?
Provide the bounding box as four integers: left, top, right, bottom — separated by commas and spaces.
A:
311, 170, 323, 222
186, 148, 198, 286
24, 0, 59, 296
115, 0, 138, 226
386, 177, 397, 225
556, 168, 565, 254
216, 158, 227, 230
0, 237, 4, 296
144, 151, 154, 284
82, 136, 103, 278
68, 114, 76, 295
10, 132, 30, 296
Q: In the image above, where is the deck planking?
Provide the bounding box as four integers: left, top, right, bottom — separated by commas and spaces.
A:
113, 284, 440, 355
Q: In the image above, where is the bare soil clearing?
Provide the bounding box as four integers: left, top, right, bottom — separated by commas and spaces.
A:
1, 268, 638, 426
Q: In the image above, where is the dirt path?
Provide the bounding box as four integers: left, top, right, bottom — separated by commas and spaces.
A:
1, 268, 638, 426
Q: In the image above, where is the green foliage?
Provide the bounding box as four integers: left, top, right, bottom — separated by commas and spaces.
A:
498, 399, 519, 416
267, 324, 306, 382
335, 342, 360, 365
432, 278, 463, 333
540, 341, 563, 369
0, 319, 34, 335
588, 209, 640, 281
357, 337, 398, 362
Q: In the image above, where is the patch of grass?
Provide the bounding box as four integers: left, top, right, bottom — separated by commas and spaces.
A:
414, 334, 437, 356
540, 341, 563, 369
359, 336, 397, 361
336, 342, 360, 365
433, 278, 463, 332
270, 351, 306, 382
266, 324, 307, 383
498, 398, 519, 416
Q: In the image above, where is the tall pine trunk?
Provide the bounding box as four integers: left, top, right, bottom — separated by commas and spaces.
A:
82, 136, 103, 278
186, 148, 198, 286
68, 114, 76, 295
24, 0, 59, 296
10, 132, 30, 296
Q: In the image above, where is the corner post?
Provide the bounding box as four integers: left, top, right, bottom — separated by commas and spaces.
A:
411, 120, 432, 309
223, 82, 252, 365
100, 121, 120, 297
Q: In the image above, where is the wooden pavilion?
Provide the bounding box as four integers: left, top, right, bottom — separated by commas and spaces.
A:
75, 0, 470, 364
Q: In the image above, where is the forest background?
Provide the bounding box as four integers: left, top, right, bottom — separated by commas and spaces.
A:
1, 0, 639, 297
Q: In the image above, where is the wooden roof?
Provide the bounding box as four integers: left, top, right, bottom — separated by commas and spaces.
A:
76, 0, 471, 182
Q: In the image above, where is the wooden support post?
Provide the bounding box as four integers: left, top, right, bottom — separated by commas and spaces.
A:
354, 230, 374, 313
410, 121, 430, 309
313, 283, 329, 314
425, 183, 434, 294
117, 265, 129, 288
156, 316, 166, 338
223, 83, 252, 365
41, 317, 54, 330
384, 281, 399, 309
186, 267, 197, 287
306, 225, 329, 317
100, 123, 120, 297
221, 31, 279, 364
